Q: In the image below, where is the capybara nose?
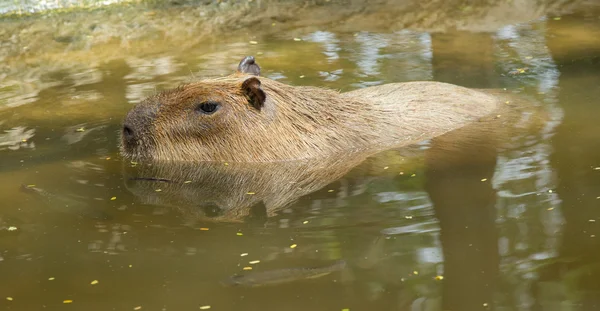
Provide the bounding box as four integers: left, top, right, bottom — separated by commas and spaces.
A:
121, 102, 158, 150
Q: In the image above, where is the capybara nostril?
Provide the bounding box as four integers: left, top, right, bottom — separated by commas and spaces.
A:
122, 124, 135, 142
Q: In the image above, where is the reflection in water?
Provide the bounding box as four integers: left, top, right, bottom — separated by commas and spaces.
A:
0, 2, 599, 310
0, 126, 35, 151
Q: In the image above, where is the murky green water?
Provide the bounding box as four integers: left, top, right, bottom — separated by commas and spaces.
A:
1, 1, 600, 310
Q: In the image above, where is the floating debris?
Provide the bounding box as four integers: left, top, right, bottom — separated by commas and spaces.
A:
249, 41, 258, 45
299, 75, 305, 78
76, 128, 85, 132
434, 275, 444, 281
243, 266, 253, 271
384, 166, 389, 170
63, 300, 73, 304
155, 189, 162, 192
7, 226, 17, 231
303, 221, 309, 224
240, 253, 248, 257
290, 244, 297, 249
184, 181, 192, 184
48, 277, 55, 281
327, 190, 334, 193
200, 306, 211, 310
110, 197, 117, 201
134, 306, 142, 310
246, 192, 256, 195
90, 280, 99, 285
413, 271, 419, 275
481, 178, 487, 182
236, 232, 243, 236
411, 173, 416, 177
199, 228, 209, 231
6, 297, 13, 301
249, 260, 260, 264
293, 38, 302, 41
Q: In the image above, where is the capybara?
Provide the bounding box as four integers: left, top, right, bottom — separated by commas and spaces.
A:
121, 56, 501, 162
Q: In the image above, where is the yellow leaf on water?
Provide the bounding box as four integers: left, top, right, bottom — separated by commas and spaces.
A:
246, 192, 256, 195
481, 178, 487, 182
435, 275, 444, 280
110, 197, 116, 201
249, 41, 258, 44
134, 306, 142, 310
243, 266, 253, 270
290, 244, 297, 249
76, 128, 85, 132
236, 232, 243, 236
328, 190, 334, 192
48, 277, 55, 281
293, 38, 302, 41
155, 189, 162, 192
6, 297, 13, 301
90, 280, 99, 285
200, 306, 211, 310
184, 181, 192, 184
249, 260, 260, 264
199, 228, 209, 231
63, 300, 73, 304
303, 221, 309, 224
240, 253, 248, 256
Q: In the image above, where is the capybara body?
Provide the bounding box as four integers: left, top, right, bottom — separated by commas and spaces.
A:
121, 57, 500, 162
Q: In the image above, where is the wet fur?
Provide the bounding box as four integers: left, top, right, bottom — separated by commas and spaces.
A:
122, 73, 500, 162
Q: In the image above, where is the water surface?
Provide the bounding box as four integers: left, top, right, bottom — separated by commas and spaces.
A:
1, 2, 600, 310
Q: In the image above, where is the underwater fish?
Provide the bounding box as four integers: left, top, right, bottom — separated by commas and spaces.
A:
222, 260, 347, 287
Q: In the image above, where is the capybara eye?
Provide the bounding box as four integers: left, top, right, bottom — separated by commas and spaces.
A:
196, 101, 220, 115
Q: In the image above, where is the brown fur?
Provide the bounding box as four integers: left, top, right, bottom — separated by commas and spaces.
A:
121, 62, 501, 162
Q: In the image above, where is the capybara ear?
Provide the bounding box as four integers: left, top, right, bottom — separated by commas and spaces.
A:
241, 77, 266, 110
237, 56, 261, 76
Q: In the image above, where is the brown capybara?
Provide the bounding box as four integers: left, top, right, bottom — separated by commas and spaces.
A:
121, 56, 501, 162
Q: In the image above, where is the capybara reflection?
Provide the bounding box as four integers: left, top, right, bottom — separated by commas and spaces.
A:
121, 56, 500, 162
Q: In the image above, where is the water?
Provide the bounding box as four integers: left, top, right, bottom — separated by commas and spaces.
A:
1, 1, 600, 310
